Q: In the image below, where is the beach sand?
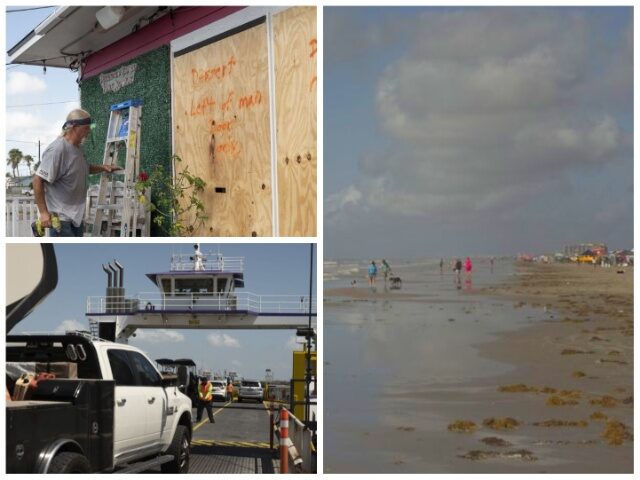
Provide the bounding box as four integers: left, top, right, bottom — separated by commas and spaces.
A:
324, 261, 633, 473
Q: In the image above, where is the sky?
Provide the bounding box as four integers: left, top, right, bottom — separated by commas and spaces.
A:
8, 243, 317, 381
5, 6, 80, 177
324, 7, 634, 259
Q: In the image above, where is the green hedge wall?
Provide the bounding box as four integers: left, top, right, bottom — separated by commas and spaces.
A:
80, 46, 172, 235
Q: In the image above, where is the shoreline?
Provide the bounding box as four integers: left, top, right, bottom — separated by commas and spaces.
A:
324, 261, 633, 473
423, 262, 632, 471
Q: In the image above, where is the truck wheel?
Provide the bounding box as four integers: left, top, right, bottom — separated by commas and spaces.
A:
161, 425, 190, 473
48, 452, 91, 473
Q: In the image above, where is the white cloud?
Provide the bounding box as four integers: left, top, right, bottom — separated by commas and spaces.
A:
55, 319, 87, 333
135, 329, 185, 343
231, 360, 242, 367
6, 109, 72, 148
331, 9, 631, 223
7, 71, 47, 95
207, 333, 240, 348
325, 184, 364, 224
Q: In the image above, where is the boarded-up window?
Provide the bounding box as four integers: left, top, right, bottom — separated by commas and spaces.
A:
172, 7, 316, 237
173, 18, 271, 237
273, 7, 317, 237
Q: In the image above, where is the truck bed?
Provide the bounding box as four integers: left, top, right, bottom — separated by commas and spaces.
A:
8, 400, 71, 409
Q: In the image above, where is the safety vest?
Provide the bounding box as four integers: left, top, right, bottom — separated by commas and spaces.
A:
199, 382, 213, 402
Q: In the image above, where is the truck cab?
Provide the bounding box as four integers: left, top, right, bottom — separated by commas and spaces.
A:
6, 244, 193, 473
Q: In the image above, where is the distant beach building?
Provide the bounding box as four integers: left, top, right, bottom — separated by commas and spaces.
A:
564, 243, 607, 257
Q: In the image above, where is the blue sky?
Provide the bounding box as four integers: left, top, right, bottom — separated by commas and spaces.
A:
324, 7, 633, 259
9, 243, 316, 380
6, 6, 80, 176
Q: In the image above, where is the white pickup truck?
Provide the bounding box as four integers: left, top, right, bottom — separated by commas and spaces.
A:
6, 244, 193, 473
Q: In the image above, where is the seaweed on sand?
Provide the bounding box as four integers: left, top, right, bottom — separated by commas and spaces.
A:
546, 395, 579, 406
598, 358, 628, 365
482, 417, 520, 430
558, 390, 581, 398
497, 384, 538, 393
497, 384, 557, 394
601, 420, 633, 445
532, 419, 588, 427
481, 437, 512, 447
589, 396, 618, 408
459, 449, 537, 461
447, 420, 478, 433
561, 348, 594, 355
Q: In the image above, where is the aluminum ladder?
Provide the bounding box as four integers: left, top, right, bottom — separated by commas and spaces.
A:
90, 99, 144, 237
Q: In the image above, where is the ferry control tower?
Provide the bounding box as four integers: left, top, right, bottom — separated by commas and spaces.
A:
86, 245, 317, 343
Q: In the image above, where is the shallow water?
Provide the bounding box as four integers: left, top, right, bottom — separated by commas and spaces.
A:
323, 259, 586, 473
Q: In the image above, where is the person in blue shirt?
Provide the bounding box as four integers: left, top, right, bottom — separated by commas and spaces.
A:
368, 261, 378, 287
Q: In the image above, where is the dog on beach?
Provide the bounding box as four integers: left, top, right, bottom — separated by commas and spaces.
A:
389, 276, 402, 289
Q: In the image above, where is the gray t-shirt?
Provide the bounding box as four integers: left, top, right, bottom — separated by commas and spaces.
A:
36, 137, 89, 227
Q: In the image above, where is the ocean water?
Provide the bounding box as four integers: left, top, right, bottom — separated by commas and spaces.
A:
323, 258, 553, 472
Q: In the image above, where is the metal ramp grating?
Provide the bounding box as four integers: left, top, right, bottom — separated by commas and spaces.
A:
189, 444, 279, 474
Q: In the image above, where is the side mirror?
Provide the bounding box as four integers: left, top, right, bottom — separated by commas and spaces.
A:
7, 244, 58, 333
161, 376, 179, 388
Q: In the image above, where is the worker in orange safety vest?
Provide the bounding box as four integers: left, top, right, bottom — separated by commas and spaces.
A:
197, 377, 215, 423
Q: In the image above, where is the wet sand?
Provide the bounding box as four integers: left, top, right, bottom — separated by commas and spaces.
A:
324, 261, 633, 473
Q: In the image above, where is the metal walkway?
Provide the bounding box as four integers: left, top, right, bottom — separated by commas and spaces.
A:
189, 443, 279, 474
146, 402, 280, 473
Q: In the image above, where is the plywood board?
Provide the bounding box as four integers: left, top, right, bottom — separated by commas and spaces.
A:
172, 21, 272, 236
273, 7, 317, 237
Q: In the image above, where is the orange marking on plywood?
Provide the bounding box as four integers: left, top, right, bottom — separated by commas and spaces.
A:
238, 90, 263, 109
309, 76, 317, 92
309, 38, 317, 58
221, 91, 235, 112
215, 138, 241, 158
209, 118, 236, 134
191, 56, 237, 87
190, 95, 216, 117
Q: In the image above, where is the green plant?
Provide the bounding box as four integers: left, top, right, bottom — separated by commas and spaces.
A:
136, 155, 207, 236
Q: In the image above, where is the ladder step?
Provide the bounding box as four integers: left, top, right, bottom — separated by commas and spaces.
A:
95, 204, 123, 211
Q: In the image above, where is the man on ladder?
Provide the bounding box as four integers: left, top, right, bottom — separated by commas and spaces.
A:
33, 109, 122, 237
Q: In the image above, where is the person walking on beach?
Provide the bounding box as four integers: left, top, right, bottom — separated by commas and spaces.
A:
439, 258, 444, 274
490, 257, 495, 273
464, 257, 473, 277
368, 261, 378, 287
454, 258, 462, 279
381, 259, 391, 283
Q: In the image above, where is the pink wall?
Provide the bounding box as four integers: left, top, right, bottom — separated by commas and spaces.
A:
83, 6, 245, 79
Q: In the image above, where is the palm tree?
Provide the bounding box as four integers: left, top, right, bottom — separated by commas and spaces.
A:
23, 155, 35, 175
7, 148, 23, 178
